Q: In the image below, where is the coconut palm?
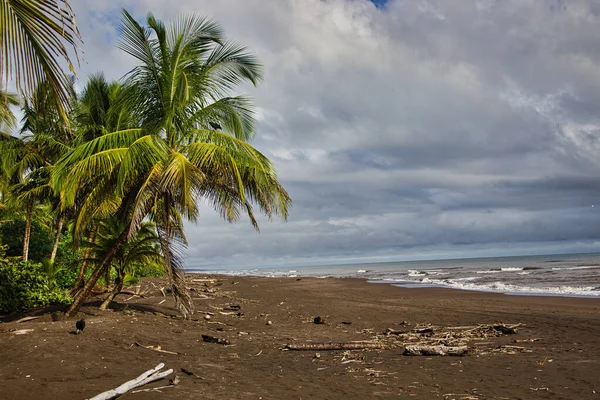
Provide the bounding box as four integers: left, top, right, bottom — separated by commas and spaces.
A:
54, 10, 291, 318
0, 0, 81, 119
67, 74, 138, 293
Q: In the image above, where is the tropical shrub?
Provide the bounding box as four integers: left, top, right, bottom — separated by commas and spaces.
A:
0, 260, 71, 314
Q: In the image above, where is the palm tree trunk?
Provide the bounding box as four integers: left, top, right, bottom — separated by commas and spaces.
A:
70, 226, 97, 296
22, 202, 33, 261
49, 217, 63, 262
99, 271, 123, 310
65, 228, 129, 317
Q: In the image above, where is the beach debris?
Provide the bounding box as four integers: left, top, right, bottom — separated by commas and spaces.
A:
314, 316, 325, 324
202, 334, 231, 345
135, 342, 178, 355
285, 341, 384, 351
204, 315, 211, 321
413, 326, 435, 335
131, 375, 180, 394
489, 345, 532, 355
8, 329, 34, 335
403, 345, 469, 356
15, 316, 40, 323
88, 363, 173, 400
514, 338, 540, 343
341, 321, 352, 325
493, 325, 518, 334
266, 320, 273, 325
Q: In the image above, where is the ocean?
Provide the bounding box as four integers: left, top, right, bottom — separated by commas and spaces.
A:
189, 253, 600, 298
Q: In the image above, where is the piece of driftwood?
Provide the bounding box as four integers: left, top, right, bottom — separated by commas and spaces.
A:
403, 345, 468, 356
493, 325, 518, 334
201, 335, 231, 345
135, 342, 178, 355
9, 329, 34, 335
15, 316, 40, 323
413, 327, 435, 334
285, 342, 384, 351
385, 328, 408, 335
88, 363, 173, 400
514, 338, 540, 343
131, 376, 179, 393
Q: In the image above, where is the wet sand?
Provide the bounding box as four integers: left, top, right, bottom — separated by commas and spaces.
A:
1, 275, 599, 399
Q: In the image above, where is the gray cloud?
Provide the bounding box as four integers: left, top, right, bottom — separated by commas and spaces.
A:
70, 0, 600, 268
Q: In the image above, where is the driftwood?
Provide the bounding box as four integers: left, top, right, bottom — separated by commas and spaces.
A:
285, 342, 384, 351
9, 329, 34, 335
201, 335, 231, 345
403, 345, 468, 356
131, 376, 180, 393
493, 325, 518, 334
15, 316, 40, 323
385, 328, 408, 335
135, 342, 178, 355
514, 338, 541, 343
88, 363, 173, 400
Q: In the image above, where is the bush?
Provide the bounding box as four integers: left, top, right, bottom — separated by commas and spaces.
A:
0, 260, 72, 314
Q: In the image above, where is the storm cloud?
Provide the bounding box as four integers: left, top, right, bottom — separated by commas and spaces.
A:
71, 0, 600, 268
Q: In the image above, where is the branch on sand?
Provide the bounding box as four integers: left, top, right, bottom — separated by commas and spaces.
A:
88, 363, 173, 400
285, 342, 384, 351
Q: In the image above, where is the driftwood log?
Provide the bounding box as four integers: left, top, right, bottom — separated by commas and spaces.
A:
285, 342, 384, 351
404, 345, 469, 356
88, 363, 173, 400
202, 335, 231, 345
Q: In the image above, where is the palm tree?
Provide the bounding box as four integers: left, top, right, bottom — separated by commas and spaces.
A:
85, 217, 162, 310
0, 0, 81, 119
19, 79, 74, 261
66, 74, 139, 294
54, 10, 291, 318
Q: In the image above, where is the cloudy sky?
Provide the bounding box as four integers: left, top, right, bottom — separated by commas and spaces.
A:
69, 0, 600, 268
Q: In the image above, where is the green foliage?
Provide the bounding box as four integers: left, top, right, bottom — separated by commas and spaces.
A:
123, 261, 164, 285
0, 242, 8, 262
0, 260, 71, 314
53, 230, 80, 289
0, 219, 52, 262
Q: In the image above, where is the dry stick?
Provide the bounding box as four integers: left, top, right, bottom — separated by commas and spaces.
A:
9, 329, 34, 335
88, 363, 173, 400
514, 338, 541, 343
131, 385, 175, 394
285, 342, 384, 351
15, 316, 40, 323
135, 342, 178, 355
404, 345, 469, 356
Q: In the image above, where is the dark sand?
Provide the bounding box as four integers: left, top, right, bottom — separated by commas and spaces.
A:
1, 276, 599, 399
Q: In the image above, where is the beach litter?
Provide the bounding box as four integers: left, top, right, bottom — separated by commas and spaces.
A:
87, 363, 173, 400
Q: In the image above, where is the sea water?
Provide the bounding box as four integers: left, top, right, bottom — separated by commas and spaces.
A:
188, 253, 600, 298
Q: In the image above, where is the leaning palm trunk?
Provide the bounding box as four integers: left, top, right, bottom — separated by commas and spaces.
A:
49, 217, 63, 262
22, 202, 32, 261
70, 226, 97, 296
65, 228, 129, 317
158, 194, 193, 318
99, 272, 123, 310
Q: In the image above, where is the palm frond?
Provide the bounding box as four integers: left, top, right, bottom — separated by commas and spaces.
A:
1, 0, 82, 119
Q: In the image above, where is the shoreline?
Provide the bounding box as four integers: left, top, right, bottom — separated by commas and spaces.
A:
193, 271, 600, 300
1, 274, 599, 399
